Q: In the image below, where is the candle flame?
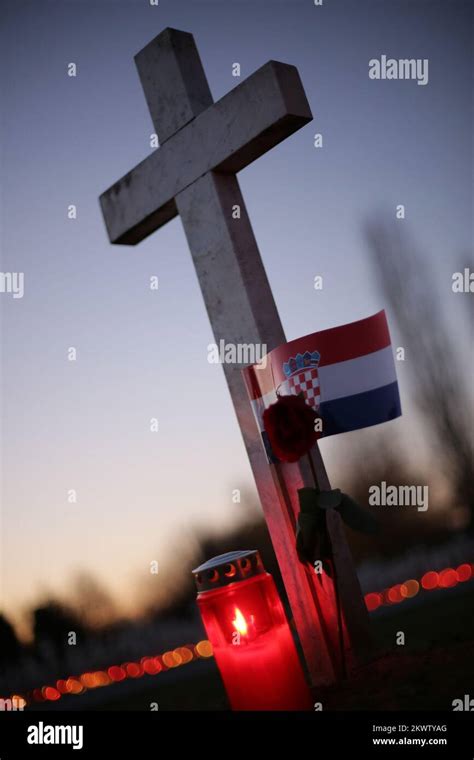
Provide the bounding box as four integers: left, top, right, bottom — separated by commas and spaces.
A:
232, 607, 248, 636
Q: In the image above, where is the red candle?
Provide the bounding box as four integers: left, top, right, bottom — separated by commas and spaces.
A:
193, 550, 312, 710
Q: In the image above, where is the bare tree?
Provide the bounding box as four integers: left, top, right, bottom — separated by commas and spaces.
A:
367, 221, 474, 530
32, 602, 85, 661
72, 573, 118, 629
0, 614, 22, 671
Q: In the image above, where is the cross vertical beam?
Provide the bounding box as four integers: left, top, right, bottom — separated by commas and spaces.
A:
176, 171, 346, 682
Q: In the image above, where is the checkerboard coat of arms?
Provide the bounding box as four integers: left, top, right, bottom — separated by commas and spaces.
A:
280, 350, 321, 411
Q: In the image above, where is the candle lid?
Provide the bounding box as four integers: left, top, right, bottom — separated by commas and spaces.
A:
192, 549, 265, 592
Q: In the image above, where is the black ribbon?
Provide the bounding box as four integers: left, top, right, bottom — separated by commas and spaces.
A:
296, 487, 378, 564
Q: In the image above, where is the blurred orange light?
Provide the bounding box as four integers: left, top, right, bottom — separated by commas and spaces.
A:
94, 671, 110, 687
365, 592, 382, 611
421, 571, 439, 590
108, 665, 126, 682
400, 579, 419, 598
175, 647, 193, 664
80, 672, 95, 689
85, 671, 104, 688
43, 686, 61, 701
162, 651, 181, 668
126, 662, 144, 678
142, 657, 162, 675
387, 585, 403, 604
195, 640, 213, 658
456, 563, 472, 583
11, 695, 26, 709
66, 678, 83, 695
0, 638, 212, 711
438, 568, 457, 588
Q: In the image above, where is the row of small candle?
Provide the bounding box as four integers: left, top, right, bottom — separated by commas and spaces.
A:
2, 640, 213, 710
364, 562, 473, 611
2, 561, 472, 711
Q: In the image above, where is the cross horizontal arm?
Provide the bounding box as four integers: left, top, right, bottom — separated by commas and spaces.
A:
99, 61, 312, 245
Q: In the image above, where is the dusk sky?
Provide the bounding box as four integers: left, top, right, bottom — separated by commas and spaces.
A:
1, 0, 471, 631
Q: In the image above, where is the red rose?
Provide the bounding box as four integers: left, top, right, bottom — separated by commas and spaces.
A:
263, 394, 321, 463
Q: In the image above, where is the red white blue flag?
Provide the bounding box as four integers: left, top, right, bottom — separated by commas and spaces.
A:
243, 310, 401, 458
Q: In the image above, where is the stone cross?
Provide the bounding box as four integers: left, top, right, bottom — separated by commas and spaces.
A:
100, 27, 371, 686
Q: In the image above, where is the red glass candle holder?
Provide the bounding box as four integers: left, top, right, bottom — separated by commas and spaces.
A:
193, 550, 312, 711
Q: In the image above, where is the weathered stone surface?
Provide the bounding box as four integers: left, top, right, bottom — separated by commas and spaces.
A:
177, 171, 347, 683
135, 27, 213, 144
100, 61, 312, 245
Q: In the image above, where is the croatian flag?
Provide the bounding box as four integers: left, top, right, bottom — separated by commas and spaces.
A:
242, 310, 401, 458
